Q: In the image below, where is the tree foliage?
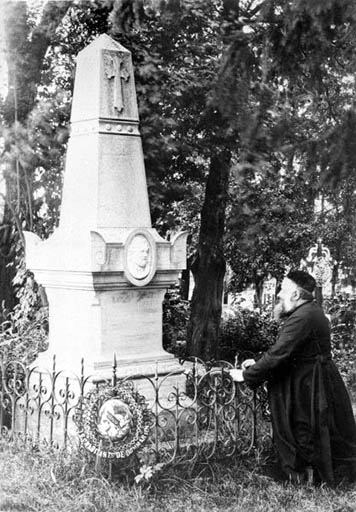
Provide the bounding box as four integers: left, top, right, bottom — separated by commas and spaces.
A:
2, 0, 356, 360
217, 0, 356, 303
0, 1, 71, 315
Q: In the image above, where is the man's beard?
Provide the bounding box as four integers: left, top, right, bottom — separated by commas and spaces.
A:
273, 300, 293, 321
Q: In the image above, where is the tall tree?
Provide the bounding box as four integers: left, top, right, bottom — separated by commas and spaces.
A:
3, 0, 356, 363
0, 0, 71, 314
187, 152, 230, 359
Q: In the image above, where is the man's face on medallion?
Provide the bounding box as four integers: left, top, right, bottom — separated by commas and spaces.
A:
134, 240, 149, 268
127, 235, 151, 279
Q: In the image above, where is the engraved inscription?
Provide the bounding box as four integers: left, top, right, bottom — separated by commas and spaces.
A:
102, 290, 162, 354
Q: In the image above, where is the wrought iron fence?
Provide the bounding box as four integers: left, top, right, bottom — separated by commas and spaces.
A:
0, 355, 271, 467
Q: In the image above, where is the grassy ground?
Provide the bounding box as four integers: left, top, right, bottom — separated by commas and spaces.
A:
1, 441, 356, 512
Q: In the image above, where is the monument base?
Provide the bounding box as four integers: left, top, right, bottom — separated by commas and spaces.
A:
93, 352, 183, 380
32, 349, 183, 378
93, 354, 192, 409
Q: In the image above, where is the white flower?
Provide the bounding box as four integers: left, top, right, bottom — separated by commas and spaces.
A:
134, 465, 153, 484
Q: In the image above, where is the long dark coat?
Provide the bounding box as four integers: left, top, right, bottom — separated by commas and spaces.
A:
243, 300, 356, 484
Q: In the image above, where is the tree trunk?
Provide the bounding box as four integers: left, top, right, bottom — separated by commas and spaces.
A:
0, 220, 16, 318
179, 236, 192, 300
331, 262, 339, 297
180, 265, 191, 301
254, 276, 264, 310
186, 152, 230, 361
0, 1, 71, 312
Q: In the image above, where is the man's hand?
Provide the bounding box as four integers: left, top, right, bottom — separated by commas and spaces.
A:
229, 369, 244, 382
241, 359, 256, 370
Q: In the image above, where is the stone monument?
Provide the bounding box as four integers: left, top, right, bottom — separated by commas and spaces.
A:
24, 34, 187, 377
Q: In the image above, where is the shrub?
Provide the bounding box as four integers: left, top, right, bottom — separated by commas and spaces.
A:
332, 344, 356, 397
0, 269, 48, 364
162, 291, 279, 364
0, 305, 48, 364
218, 308, 278, 363
162, 287, 190, 357
325, 295, 356, 348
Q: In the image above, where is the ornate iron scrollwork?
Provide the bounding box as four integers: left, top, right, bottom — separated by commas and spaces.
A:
0, 355, 271, 465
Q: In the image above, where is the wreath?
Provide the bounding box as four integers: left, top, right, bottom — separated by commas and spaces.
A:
75, 380, 152, 459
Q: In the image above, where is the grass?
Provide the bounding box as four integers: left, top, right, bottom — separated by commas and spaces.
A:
1, 440, 356, 512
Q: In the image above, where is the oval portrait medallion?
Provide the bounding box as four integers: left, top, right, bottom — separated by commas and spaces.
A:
124, 230, 156, 286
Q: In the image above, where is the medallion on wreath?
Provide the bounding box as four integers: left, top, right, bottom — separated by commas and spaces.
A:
75, 380, 152, 460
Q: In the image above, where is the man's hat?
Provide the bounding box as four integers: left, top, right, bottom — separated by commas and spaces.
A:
286, 270, 316, 293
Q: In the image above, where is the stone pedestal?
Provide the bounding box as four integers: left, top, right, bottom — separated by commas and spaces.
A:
24, 35, 187, 377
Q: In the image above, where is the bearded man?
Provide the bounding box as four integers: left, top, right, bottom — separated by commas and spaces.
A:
240, 270, 356, 485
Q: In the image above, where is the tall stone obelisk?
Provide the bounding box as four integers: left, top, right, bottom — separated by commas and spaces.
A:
24, 34, 187, 376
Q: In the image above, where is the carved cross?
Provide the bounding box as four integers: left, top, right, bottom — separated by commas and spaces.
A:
104, 53, 130, 113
